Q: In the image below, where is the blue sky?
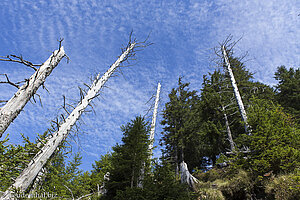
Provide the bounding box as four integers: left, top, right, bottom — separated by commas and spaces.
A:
0, 0, 299, 171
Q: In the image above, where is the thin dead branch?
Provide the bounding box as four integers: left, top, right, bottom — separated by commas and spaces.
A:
0, 55, 41, 71
0, 74, 20, 89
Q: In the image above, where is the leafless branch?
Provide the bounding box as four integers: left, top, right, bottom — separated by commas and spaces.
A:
143, 94, 156, 119
63, 184, 74, 200
31, 93, 43, 107
76, 193, 95, 200
0, 74, 20, 89
0, 54, 41, 71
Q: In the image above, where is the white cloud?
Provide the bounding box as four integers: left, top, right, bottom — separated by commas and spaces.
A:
0, 0, 298, 171
209, 0, 299, 84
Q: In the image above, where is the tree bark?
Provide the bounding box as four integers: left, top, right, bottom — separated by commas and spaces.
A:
148, 82, 161, 160
137, 83, 161, 188
180, 161, 198, 191
175, 145, 179, 177
0, 43, 136, 200
0, 47, 66, 137
28, 167, 47, 195
221, 45, 251, 135
222, 106, 235, 152
76, 192, 95, 200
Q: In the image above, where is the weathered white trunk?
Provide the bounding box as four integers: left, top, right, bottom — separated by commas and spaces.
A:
76, 193, 94, 200
28, 167, 47, 195
101, 172, 110, 195
148, 82, 161, 160
224, 112, 235, 152
180, 161, 198, 191
0, 43, 136, 200
222, 106, 235, 152
0, 47, 66, 137
221, 46, 250, 135
137, 83, 161, 188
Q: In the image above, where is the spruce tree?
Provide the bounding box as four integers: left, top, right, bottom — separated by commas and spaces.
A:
198, 57, 275, 165
105, 116, 150, 198
241, 98, 300, 175
90, 152, 113, 195
0, 133, 44, 193
115, 161, 193, 200
161, 77, 203, 172
200, 70, 229, 165
274, 66, 300, 123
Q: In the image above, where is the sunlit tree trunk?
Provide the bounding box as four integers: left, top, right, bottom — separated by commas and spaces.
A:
28, 167, 47, 196
0, 43, 136, 200
222, 106, 235, 152
148, 82, 161, 160
221, 45, 250, 135
138, 83, 161, 188
0, 47, 66, 137
180, 161, 198, 191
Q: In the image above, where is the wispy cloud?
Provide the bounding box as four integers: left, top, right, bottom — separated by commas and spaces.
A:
209, 0, 299, 84
0, 0, 298, 170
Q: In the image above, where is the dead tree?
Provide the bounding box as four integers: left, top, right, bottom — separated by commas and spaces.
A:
221, 105, 235, 152
221, 45, 251, 135
0, 40, 139, 200
28, 167, 47, 194
180, 161, 198, 191
148, 82, 161, 160
137, 82, 161, 188
0, 44, 66, 137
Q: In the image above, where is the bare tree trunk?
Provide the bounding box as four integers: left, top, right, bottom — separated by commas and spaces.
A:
137, 83, 161, 188
63, 185, 74, 200
221, 45, 250, 135
100, 172, 110, 195
175, 145, 179, 177
180, 161, 198, 191
76, 192, 95, 200
28, 167, 47, 194
0, 47, 66, 137
0, 43, 136, 200
222, 106, 235, 152
148, 82, 161, 160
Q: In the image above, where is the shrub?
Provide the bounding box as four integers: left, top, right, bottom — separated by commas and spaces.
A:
196, 188, 225, 200
217, 170, 253, 200
265, 171, 300, 200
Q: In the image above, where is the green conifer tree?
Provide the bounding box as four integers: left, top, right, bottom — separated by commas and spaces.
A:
199, 57, 275, 165
241, 98, 300, 175
90, 153, 113, 195
274, 66, 300, 123
115, 161, 193, 200
105, 116, 150, 198
161, 77, 204, 172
